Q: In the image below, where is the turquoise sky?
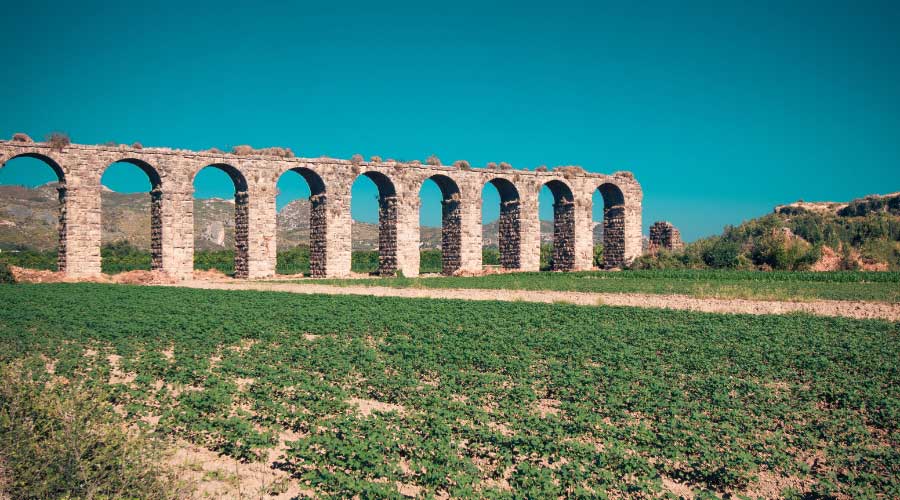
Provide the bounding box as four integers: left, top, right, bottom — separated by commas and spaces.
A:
1, 0, 898, 240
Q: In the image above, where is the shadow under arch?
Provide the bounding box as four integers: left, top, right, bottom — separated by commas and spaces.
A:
421, 174, 462, 275
356, 171, 397, 275
101, 159, 165, 271
1, 153, 67, 270
193, 163, 251, 278
484, 177, 521, 270
596, 182, 626, 269
277, 167, 328, 276
542, 179, 575, 271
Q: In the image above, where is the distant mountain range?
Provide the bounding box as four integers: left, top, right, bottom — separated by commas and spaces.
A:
0, 184, 602, 251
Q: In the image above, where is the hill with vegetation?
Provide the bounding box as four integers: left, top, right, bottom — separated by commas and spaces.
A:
0, 184, 443, 252
635, 192, 900, 271
0, 184, 607, 255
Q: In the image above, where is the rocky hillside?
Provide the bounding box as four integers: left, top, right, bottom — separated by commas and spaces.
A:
0, 184, 606, 252
636, 192, 900, 271
0, 185, 450, 251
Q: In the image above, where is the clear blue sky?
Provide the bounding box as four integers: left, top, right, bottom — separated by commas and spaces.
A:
1, 0, 898, 240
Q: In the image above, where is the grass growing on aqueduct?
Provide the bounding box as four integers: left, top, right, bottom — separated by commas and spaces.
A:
2, 284, 898, 498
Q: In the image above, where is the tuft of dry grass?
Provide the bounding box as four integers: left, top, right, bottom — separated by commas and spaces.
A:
426, 154, 442, 166
535, 165, 548, 172
486, 162, 498, 170
207, 147, 223, 154
350, 154, 364, 166
11, 132, 32, 143
46, 132, 71, 151
132, 142, 143, 150
553, 165, 584, 176
369, 155, 382, 163
409, 159, 422, 166
231, 145, 294, 158
453, 160, 471, 170
498, 162, 513, 171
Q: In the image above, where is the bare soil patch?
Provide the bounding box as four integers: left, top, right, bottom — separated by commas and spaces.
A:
9, 266, 176, 285
173, 280, 900, 321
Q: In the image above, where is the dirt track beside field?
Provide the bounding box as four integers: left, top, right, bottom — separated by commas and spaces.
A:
173, 280, 900, 322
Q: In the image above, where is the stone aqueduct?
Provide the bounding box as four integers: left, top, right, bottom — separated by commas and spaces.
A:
0, 140, 643, 279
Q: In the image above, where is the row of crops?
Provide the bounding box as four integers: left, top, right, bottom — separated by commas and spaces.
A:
2, 284, 898, 498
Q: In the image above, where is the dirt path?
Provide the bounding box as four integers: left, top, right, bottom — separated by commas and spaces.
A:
173, 280, 900, 321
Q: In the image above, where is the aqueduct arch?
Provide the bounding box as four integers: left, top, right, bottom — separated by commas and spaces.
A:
0, 152, 67, 270
484, 177, 522, 270
193, 163, 251, 278
421, 174, 462, 275
276, 167, 328, 276
596, 182, 626, 269
101, 159, 164, 270
543, 179, 576, 271
355, 171, 398, 276
0, 140, 643, 279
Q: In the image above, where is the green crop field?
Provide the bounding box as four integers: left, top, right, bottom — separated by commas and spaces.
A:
1, 284, 898, 498
295, 269, 900, 303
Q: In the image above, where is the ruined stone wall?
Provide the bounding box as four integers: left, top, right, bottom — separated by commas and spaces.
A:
518, 181, 543, 272
150, 187, 163, 270
551, 200, 575, 270
499, 200, 521, 269
456, 178, 483, 274
602, 206, 626, 268
571, 173, 644, 270
441, 197, 462, 274
648, 221, 683, 253
55, 185, 67, 271
0, 141, 642, 280
308, 193, 327, 277
233, 191, 250, 278
377, 195, 398, 275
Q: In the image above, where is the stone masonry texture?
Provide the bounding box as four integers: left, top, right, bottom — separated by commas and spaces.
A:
0, 140, 643, 279
648, 221, 684, 253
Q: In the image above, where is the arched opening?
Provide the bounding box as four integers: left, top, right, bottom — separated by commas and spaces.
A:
419, 175, 461, 275
193, 164, 250, 278
481, 178, 520, 270
351, 171, 397, 275
540, 180, 575, 271
275, 167, 327, 276
0, 154, 66, 271
596, 183, 626, 269
99, 160, 163, 274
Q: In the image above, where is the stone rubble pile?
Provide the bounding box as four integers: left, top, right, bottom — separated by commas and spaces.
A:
648, 221, 684, 253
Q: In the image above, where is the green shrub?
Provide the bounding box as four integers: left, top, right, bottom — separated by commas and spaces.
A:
702, 239, 741, 269
0, 247, 57, 271
351, 250, 379, 274
0, 360, 188, 499
101, 240, 151, 274
194, 249, 235, 275
540, 243, 552, 270
419, 249, 443, 273
750, 234, 821, 271
0, 262, 15, 284
276, 245, 311, 275
482, 248, 500, 266
592, 245, 603, 268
